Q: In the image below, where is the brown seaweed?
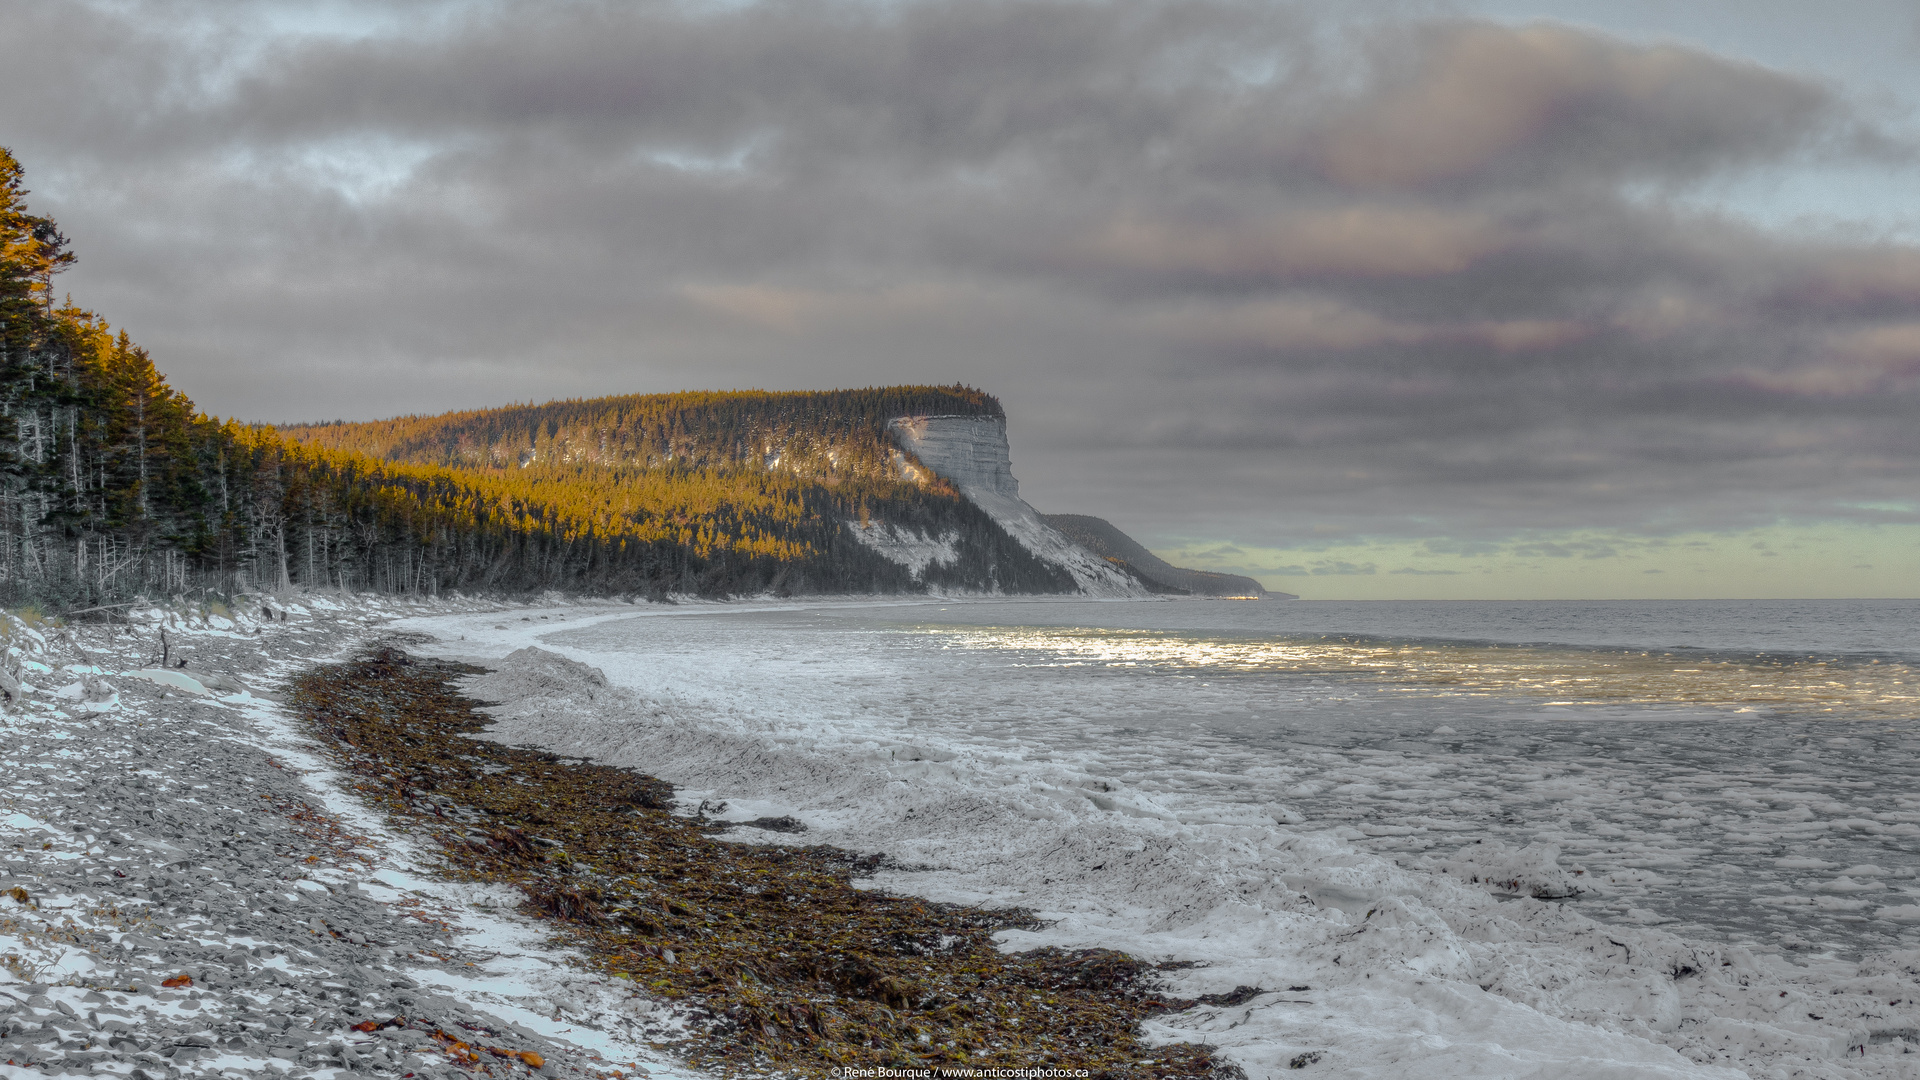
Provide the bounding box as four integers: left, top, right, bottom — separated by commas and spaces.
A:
290, 647, 1231, 1079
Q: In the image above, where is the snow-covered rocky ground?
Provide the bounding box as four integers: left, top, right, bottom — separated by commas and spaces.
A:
0, 595, 698, 1080
396, 599, 1920, 1080
14, 588, 1920, 1080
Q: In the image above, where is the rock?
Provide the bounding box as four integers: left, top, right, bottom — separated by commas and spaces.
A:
0, 597, 671, 1079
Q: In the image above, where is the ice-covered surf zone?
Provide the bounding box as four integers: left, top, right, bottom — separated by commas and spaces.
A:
402, 603, 1920, 1078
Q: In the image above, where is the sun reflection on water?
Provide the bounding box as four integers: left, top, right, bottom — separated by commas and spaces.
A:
936, 626, 1920, 719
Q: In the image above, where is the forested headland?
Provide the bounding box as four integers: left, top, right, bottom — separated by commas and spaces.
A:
0, 149, 1069, 608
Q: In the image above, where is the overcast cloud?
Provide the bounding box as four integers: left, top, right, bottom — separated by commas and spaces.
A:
4, 0, 1918, 588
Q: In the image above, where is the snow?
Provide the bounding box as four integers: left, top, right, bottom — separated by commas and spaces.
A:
845, 519, 960, 580
887, 415, 1147, 597
398, 596, 1920, 1079
121, 668, 213, 696
0, 596, 700, 1080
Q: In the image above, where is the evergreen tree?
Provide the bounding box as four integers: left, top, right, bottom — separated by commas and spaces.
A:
0, 151, 1076, 608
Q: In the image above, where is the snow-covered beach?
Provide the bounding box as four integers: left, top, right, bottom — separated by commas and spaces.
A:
0, 596, 697, 1080
398, 596, 1920, 1079
7, 591, 1920, 1079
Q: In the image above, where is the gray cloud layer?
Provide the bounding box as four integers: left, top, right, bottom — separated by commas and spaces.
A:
4, 0, 1917, 550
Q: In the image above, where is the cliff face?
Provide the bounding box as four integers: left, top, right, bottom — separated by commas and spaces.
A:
271, 383, 1216, 599
276, 385, 1082, 598
1041, 514, 1289, 598
886, 416, 1148, 597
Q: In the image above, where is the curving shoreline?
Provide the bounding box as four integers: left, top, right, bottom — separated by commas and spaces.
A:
290, 645, 1231, 1078
9, 591, 1920, 1079
397, 599, 1920, 1079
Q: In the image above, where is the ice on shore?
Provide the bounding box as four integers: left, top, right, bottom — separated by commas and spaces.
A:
398, 600, 1920, 1079
1430, 840, 1591, 900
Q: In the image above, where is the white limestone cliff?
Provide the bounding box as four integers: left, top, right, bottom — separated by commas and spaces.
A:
886, 415, 1148, 596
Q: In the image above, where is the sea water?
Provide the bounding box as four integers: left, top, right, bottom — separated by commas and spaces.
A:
537, 597, 1920, 956
408, 598, 1920, 1076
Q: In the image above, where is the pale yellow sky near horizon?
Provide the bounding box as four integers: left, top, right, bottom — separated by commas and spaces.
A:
1157, 522, 1920, 601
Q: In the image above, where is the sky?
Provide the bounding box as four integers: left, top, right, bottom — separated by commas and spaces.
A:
2, 0, 1918, 599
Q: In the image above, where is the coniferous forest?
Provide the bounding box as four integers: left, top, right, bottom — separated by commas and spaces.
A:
0, 149, 1071, 607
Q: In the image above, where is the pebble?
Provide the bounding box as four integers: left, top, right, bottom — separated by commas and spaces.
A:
0, 596, 692, 1080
